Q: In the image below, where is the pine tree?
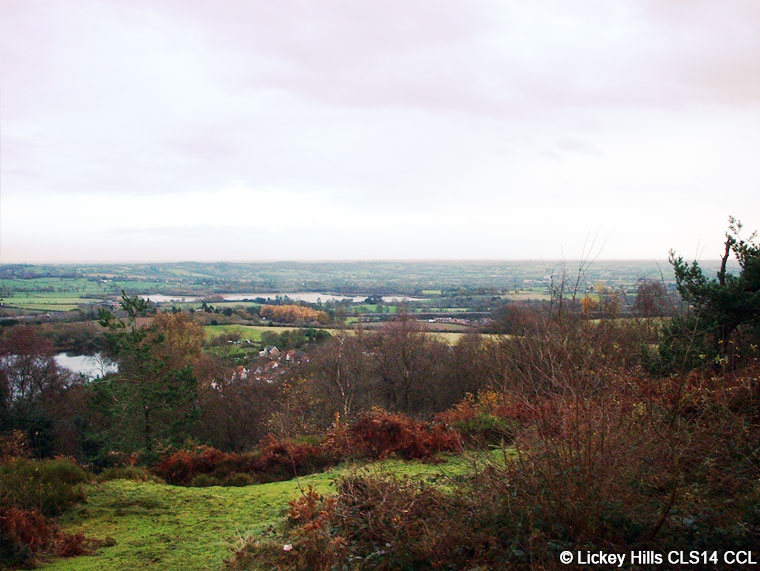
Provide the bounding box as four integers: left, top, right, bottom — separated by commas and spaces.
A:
95, 292, 199, 459
663, 217, 760, 370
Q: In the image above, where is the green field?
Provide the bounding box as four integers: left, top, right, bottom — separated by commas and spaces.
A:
43, 456, 472, 571
2, 294, 105, 312
501, 290, 553, 301
5, 304, 82, 312
430, 332, 466, 343
203, 325, 484, 347
204, 324, 301, 342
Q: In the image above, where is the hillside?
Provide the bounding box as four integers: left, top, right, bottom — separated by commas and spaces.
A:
40, 457, 471, 571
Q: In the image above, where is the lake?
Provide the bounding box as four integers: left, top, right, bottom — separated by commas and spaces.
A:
54, 353, 118, 379
222, 292, 425, 303
142, 292, 425, 304
141, 294, 201, 303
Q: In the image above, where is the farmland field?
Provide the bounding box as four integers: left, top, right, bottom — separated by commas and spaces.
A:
204, 324, 301, 342
3, 294, 104, 312
203, 325, 475, 346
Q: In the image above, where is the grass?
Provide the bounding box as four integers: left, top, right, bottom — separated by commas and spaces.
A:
203, 324, 477, 347
431, 332, 466, 343
4, 303, 81, 312
41, 456, 473, 571
204, 324, 300, 342
3, 294, 105, 312
0, 278, 113, 296
501, 291, 553, 301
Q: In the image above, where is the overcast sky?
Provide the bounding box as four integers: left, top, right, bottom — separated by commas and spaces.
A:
1, 0, 758, 262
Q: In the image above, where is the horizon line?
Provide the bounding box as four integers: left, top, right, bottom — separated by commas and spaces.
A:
0, 257, 729, 266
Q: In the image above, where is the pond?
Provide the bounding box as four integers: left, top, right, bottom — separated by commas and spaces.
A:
54, 353, 118, 379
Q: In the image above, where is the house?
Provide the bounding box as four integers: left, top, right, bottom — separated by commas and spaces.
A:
259, 345, 280, 358
231, 365, 248, 380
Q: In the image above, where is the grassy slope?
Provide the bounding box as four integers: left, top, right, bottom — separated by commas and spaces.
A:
43, 457, 471, 571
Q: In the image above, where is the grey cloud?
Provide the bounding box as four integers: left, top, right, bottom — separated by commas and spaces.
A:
2, 1, 759, 261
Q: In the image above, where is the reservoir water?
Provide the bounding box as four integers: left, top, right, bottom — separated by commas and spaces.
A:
142, 292, 425, 304
54, 353, 118, 379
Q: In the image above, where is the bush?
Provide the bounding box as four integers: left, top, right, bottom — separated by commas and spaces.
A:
0, 458, 89, 517
0, 430, 30, 462
230, 476, 516, 570
436, 391, 525, 445
189, 474, 222, 487
222, 472, 256, 487
0, 507, 90, 568
153, 446, 238, 486
154, 440, 336, 486
328, 408, 462, 461
251, 436, 335, 483
97, 465, 163, 483
230, 486, 344, 571
453, 412, 518, 446
0, 507, 59, 568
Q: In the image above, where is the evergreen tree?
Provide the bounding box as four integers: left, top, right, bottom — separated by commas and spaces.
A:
95, 292, 199, 460
661, 217, 760, 370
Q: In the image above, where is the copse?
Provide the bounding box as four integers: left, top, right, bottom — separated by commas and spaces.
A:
633, 278, 671, 317
0, 327, 74, 457
260, 304, 329, 324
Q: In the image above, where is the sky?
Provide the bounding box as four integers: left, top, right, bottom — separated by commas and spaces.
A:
1, 0, 759, 263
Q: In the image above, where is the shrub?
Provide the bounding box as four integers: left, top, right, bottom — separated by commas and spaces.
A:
0, 507, 90, 568
0, 507, 58, 567
452, 412, 518, 445
189, 474, 222, 487
230, 486, 344, 571
0, 430, 30, 463
154, 440, 336, 486
230, 475, 516, 570
436, 391, 525, 445
97, 465, 163, 483
0, 458, 89, 517
222, 473, 256, 487
252, 436, 335, 483
329, 408, 462, 461
153, 446, 238, 486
